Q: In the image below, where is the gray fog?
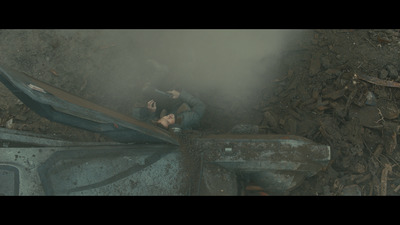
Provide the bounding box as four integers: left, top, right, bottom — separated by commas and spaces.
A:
83, 29, 306, 101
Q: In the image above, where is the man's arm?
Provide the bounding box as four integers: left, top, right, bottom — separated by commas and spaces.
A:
132, 100, 158, 121
174, 90, 206, 118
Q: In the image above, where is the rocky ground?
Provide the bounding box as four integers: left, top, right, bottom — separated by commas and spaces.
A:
1, 29, 400, 196
280, 29, 400, 196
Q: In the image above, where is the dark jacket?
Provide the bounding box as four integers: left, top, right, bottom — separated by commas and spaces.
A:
132, 90, 205, 130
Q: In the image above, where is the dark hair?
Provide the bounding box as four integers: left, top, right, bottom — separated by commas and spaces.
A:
157, 123, 167, 129
152, 114, 182, 130
151, 120, 167, 130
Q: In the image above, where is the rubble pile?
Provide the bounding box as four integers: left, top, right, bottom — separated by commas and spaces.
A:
257, 30, 400, 195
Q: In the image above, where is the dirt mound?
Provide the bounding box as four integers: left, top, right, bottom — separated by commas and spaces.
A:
264, 30, 400, 196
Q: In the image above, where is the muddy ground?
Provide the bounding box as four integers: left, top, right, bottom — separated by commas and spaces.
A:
1, 29, 400, 196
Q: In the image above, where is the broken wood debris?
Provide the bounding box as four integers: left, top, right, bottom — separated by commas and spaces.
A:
355, 73, 400, 88
395, 184, 400, 193
373, 144, 384, 159
322, 86, 348, 100
245, 30, 400, 195
5, 118, 13, 129
49, 69, 59, 76
377, 36, 391, 44
380, 163, 392, 196
355, 173, 371, 184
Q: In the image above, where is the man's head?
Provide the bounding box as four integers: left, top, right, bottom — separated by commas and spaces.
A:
157, 113, 175, 128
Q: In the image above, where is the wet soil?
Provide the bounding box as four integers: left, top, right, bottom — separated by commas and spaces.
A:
1, 29, 400, 195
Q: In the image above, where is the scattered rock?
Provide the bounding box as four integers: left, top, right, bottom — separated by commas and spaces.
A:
263, 111, 278, 129
349, 106, 383, 129
324, 68, 341, 76
14, 114, 27, 121
323, 185, 332, 195
321, 56, 331, 69
341, 184, 362, 196
379, 69, 389, 79
379, 69, 389, 80
377, 99, 399, 120
351, 162, 367, 173
5, 118, 13, 129
365, 91, 377, 106
386, 64, 398, 79
309, 54, 321, 76
285, 117, 297, 134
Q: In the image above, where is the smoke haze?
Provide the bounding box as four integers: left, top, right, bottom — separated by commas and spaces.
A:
0, 29, 308, 132
41, 29, 307, 129
89, 29, 306, 99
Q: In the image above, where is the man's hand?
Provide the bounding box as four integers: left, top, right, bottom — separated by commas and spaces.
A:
147, 99, 157, 113
167, 90, 180, 99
